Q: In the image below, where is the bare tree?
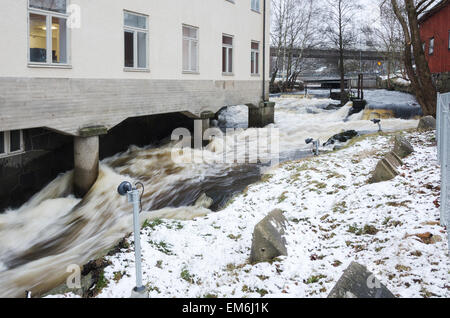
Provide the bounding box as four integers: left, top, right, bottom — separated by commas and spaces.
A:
270, 0, 321, 92
389, 0, 438, 116
323, 0, 361, 105
374, 1, 405, 88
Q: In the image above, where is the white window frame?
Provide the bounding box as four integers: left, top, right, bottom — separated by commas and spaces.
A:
182, 25, 199, 74
124, 11, 149, 71
0, 131, 24, 158
251, 0, 261, 13
222, 34, 234, 75
27, 0, 71, 67
251, 41, 260, 76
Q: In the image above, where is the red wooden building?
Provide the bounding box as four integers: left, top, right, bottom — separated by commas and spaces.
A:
419, 0, 450, 74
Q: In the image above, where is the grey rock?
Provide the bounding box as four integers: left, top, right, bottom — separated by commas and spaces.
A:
324, 130, 358, 146
328, 262, 395, 298
393, 135, 414, 158
418, 116, 436, 131
250, 209, 288, 264
369, 157, 399, 183
384, 151, 403, 168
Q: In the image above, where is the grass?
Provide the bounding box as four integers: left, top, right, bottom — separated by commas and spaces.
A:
143, 219, 164, 230
149, 240, 173, 255
304, 274, 327, 285
347, 224, 379, 236
181, 268, 196, 284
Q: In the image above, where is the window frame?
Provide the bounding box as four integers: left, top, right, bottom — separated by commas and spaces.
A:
222, 34, 234, 76
0, 130, 24, 158
251, 41, 260, 76
182, 24, 200, 74
429, 37, 435, 55
27, 0, 71, 67
123, 10, 149, 71
251, 0, 261, 13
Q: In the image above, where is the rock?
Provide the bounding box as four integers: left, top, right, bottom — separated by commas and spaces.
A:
324, 130, 358, 146
250, 209, 288, 264
393, 135, 414, 158
195, 193, 213, 209
384, 151, 403, 168
418, 116, 436, 131
369, 157, 399, 183
328, 262, 395, 298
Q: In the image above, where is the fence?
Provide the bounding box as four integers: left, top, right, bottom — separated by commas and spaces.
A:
436, 92, 450, 248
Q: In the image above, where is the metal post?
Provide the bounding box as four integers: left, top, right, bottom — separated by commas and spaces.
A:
127, 189, 148, 298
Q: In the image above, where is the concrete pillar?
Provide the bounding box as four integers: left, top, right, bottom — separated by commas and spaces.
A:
194, 118, 211, 149
248, 102, 275, 128
73, 126, 107, 197
74, 136, 99, 197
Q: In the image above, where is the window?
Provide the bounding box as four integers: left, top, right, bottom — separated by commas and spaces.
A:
124, 11, 148, 69
28, 0, 68, 65
182, 25, 199, 73
222, 35, 233, 74
251, 41, 260, 75
251, 0, 261, 12
429, 37, 434, 55
422, 42, 426, 52
0, 131, 24, 157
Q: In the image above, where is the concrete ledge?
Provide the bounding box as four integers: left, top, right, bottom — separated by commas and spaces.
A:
79, 126, 108, 138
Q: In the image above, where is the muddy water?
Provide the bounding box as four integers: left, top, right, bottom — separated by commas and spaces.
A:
0, 90, 419, 297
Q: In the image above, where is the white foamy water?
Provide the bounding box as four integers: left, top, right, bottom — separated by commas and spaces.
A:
0, 90, 419, 297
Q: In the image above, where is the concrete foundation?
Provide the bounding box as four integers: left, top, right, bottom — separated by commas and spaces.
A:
74, 135, 100, 197
194, 118, 212, 148
248, 102, 275, 128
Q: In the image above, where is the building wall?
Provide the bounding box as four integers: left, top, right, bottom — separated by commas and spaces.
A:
0, 0, 270, 135
420, 3, 450, 74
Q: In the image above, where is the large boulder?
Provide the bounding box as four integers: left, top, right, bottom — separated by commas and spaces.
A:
250, 209, 288, 264
369, 157, 399, 183
393, 135, 414, 159
324, 130, 358, 146
418, 116, 436, 131
328, 262, 395, 298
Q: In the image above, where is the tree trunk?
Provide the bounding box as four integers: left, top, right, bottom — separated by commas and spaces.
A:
404, 0, 437, 116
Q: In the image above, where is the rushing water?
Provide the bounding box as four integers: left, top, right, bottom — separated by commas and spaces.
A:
0, 90, 419, 297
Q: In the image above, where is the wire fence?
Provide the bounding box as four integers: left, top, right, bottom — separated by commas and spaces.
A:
436, 92, 450, 248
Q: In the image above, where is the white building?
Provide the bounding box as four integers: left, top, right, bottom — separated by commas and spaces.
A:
0, 0, 273, 206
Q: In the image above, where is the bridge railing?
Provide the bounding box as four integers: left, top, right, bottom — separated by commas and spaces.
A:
436, 92, 450, 248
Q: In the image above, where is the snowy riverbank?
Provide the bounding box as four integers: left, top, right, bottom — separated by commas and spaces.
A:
75, 129, 449, 298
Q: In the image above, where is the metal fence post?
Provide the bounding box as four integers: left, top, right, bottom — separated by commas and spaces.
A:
437, 93, 450, 249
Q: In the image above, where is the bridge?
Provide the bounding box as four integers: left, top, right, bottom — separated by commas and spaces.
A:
270, 47, 400, 61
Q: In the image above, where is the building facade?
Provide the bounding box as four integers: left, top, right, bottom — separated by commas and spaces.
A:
0, 0, 273, 210
419, 0, 450, 93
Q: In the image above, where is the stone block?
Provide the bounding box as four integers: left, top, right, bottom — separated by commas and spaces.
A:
250, 209, 288, 263
369, 158, 399, 183
393, 135, 414, 159
328, 262, 395, 298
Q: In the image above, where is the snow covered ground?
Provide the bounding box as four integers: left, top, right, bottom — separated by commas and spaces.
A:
92, 130, 448, 298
